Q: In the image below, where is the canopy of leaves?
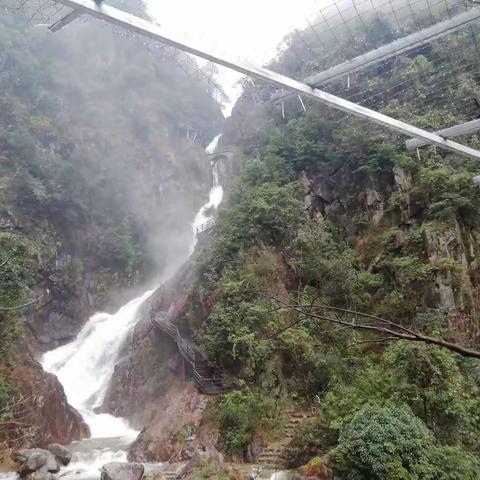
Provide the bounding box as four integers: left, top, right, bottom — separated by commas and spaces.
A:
334, 404, 433, 480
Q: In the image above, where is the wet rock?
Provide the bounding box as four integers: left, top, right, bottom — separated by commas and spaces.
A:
14, 359, 90, 446
14, 448, 59, 476
29, 473, 57, 480
101, 462, 145, 480
47, 444, 72, 466
128, 383, 211, 463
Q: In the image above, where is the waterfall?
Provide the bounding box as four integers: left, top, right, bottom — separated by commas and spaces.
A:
35, 135, 224, 478
189, 134, 224, 253
42, 291, 153, 440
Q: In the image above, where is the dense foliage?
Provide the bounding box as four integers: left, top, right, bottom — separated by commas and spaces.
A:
185, 6, 480, 476
217, 390, 277, 456
334, 404, 480, 480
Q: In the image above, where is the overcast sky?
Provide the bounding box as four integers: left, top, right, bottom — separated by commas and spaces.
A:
147, 0, 320, 114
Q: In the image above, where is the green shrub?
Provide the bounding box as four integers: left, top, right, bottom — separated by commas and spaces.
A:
414, 445, 480, 480
334, 404, 433, 480
217, 390, 277, 456
322, 343, 480, 448
199, 267, 275, 374
291, 219, 375, 309
211, 180, 304, 271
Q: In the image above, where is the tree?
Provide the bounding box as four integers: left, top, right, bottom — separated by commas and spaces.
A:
334, 404, 433, 480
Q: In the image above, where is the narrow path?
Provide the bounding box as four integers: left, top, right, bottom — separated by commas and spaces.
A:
257, 410, 315, 467
150, 310, 229, 395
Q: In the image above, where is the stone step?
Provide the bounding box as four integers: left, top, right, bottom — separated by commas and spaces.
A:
258, 451, 287, 459
258, 460, 286, 464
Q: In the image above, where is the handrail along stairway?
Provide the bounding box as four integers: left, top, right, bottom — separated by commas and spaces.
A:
150, 309, 229, 395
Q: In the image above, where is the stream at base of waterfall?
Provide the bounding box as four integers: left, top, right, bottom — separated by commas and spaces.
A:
1, 134, 285, 480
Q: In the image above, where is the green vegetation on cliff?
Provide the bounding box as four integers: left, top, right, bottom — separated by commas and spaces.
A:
180, 10, 480, 477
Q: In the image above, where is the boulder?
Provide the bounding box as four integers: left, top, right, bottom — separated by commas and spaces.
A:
14, 448, 59, 476
47, 444, 72, 466
101, 462, 144, 480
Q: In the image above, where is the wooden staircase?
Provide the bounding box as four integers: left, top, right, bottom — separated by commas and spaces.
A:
256, 410, 315, 467
150, 310, 230, 395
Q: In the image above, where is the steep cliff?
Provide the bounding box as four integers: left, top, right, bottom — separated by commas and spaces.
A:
116, 10, 480, 476
0, 1, 222, 458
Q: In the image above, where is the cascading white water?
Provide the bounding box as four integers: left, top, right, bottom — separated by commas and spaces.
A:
190, 134, 224, 253
41, 292, 153, 479
42, 291, 153, 439
35, 134, 224, 479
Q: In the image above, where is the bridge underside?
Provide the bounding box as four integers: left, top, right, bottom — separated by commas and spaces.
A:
48, 0, 480, 162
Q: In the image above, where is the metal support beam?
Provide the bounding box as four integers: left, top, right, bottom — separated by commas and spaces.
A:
50, 0, 480, 161
49, 0, 103, 31
304, 7, 480, 87
49, 9, 82, 32
406, 119, 480, 150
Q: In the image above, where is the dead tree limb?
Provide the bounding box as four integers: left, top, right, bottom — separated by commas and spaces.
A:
0, 296, 43, 312
258, 293, 480, 359
0, 253, 14, 269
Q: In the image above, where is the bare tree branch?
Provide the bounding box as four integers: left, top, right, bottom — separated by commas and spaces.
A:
0, 296, 44, 312
0, 252, 14, 269
257, 293, 480, 359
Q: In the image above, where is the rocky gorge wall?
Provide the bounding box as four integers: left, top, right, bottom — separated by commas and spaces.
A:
0, 3, 223, 458
98, 260, 219, 462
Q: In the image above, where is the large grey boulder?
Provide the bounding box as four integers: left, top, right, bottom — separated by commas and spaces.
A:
47, 443, 72, 466
14, 448, 59, 476
101, 462, 144, 480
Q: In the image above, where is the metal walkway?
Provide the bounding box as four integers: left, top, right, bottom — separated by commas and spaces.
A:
150, 310, 229, 395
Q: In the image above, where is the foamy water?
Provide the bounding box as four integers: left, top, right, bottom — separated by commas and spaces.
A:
190, 134, 224, 253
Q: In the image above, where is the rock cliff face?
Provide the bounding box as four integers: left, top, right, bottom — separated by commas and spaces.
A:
219, 87, 475, 316
127, 382, 212, 462
99, 300, 177, 428
99, 259, 220, 461
5, 353, 89, 449
303, 163, 480, 316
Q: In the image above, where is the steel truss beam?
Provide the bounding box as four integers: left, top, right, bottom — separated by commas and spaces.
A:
49, 0, 103, 32
304, 7, 480, 87
49, 9, 82, 31
50, 0, 480, 161
406, 119, 480, 150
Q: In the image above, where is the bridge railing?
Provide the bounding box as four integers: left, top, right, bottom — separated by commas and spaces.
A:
196, 218, 215, 235
150, 310, 230, 395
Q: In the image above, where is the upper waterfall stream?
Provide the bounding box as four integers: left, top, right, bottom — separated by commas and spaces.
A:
38, 135, 224, 479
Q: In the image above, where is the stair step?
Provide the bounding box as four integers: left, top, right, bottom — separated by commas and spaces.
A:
258, 452, 287, 458
151, 310, 230, 394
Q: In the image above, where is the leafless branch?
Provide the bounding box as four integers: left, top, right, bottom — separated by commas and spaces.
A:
257, 292, 480, 359
0, 252, 14, 269
0, 296, 44, 312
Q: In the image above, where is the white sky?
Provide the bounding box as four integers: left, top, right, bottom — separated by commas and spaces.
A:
146, 0, 321, 114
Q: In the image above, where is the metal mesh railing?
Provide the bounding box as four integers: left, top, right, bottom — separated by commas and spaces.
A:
150, 310, 229, 395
